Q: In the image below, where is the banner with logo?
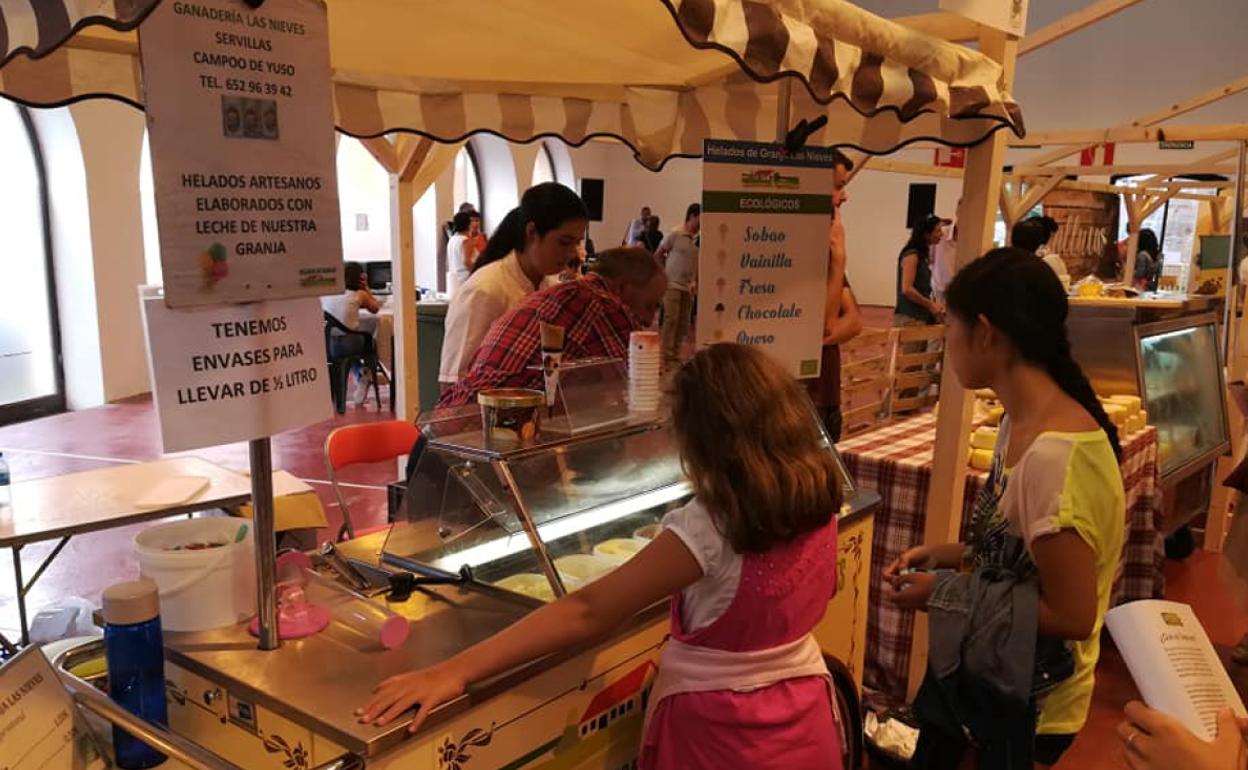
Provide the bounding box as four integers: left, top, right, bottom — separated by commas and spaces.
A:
698, 140, 835, 378
139, 0, 342, 307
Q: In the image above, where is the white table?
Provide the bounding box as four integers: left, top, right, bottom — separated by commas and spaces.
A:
0, 457, 252, 650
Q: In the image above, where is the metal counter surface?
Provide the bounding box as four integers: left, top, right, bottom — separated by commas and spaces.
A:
163, 489, 879, 759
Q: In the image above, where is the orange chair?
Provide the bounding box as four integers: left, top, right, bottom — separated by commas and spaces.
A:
324, 420, 420, 541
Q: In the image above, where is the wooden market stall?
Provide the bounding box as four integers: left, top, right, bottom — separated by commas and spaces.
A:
0, 2, 1029, 769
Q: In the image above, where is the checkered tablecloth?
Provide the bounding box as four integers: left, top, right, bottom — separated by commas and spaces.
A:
839, 412, 1164, 700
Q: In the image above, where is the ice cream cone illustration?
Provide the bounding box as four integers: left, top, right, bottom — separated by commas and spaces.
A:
715, 277, 727, 296
199, 243, 228, 290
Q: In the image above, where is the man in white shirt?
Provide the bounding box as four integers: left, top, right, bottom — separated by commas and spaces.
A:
931, 201, 960, 303
446, 211, 477, 295
655, 203, 700, 371
622, 205, 651, 246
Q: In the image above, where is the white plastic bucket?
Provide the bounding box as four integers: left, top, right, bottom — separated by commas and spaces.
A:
134, 518, 256, 632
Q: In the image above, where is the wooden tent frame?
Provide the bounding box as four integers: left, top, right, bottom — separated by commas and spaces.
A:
873, 6, 1248, 695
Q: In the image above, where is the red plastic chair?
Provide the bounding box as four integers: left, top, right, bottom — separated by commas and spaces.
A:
324, 420, 420, 541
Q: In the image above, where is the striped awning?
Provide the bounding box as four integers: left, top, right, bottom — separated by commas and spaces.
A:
0, 0, 1025, 169
0, 0, 159, 68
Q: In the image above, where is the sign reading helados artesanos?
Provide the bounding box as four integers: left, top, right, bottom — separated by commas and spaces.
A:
698, 140, 835, 379
137, 0, 335, 451
139, 0, 343, 308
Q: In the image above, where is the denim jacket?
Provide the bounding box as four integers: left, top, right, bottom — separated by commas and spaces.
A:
927, 566, 1073, 704
912, 432, 1074, 770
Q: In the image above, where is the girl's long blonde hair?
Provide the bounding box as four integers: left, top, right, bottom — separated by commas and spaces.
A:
670, 344, 842, 554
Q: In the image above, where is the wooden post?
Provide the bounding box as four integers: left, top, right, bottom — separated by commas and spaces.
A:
388, 139, 462, 424
906, 28, 1018, 699
1121, 193, 1144, 284
390, 175, 419, 422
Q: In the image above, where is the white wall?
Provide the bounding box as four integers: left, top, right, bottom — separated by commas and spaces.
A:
570, 141, 961, 307
31, 107, 103, 410
31, 102, 150, 409
570, 143, 702, 249
840, 161, 964, 308
71, 101, 150, 403
336, 137, 392, 264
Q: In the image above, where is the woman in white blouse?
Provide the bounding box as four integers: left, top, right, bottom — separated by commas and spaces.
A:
438, 183, 588, 390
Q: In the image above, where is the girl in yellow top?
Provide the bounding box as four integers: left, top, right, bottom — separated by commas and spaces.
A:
886, 247, 1126, 767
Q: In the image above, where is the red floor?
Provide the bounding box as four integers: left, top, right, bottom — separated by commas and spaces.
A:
2, 391, 1245, 769
0, 393, 400, 640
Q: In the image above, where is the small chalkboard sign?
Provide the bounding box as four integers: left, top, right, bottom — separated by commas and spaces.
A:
0, 646, 105, 770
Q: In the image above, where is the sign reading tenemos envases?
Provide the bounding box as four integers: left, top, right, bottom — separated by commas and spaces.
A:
140, 290, 331, 453
698, 140, 834, 379
139, 0, 342, 308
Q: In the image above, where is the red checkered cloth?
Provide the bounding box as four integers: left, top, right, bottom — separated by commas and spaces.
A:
439, 274, 641, 408
838, 411, 1164, 700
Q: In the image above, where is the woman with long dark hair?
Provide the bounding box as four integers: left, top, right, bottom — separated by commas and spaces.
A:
886, 248, 1125, 768
894, 213, 948, 327
1133, 228, 1162, 291
439, 182, 587, 390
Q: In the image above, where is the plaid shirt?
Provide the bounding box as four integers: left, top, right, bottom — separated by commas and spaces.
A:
438, 274, 642, 408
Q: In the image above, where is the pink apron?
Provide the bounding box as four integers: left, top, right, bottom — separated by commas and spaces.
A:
640, 519, 843, 770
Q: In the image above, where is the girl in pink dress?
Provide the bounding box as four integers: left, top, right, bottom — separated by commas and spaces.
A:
358, 343, 845, 769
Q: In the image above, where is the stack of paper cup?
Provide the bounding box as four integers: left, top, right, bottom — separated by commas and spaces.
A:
628, 331, 662, 414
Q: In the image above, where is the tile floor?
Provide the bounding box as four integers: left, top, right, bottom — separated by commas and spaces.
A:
0, 387, 1244, 769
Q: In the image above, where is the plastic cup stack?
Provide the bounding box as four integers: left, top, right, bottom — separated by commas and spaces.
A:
629, 331, 662, 414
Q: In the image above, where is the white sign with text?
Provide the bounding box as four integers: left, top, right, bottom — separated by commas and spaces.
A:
141, 290, 331, 453
139, 0, 342, 307
698, 140, 834, 379
940, 0, 1029, 36
0, 646, 105, 770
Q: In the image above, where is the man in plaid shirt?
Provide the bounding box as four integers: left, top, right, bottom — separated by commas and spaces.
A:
438, 247, 667, 408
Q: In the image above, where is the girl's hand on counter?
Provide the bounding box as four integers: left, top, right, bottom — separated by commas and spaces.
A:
356, 663, 467, 734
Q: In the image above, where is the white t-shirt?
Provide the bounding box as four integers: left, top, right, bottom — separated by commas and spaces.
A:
439, 253, 553, 383
659, 229, 699, 291
661, 499, 742, 633
321, 290, 366, 331
932, 237, 957, 295
447, 233, 472, 284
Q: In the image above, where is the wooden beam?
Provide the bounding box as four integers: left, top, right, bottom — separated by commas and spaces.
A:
893, 11, 979, 42
1023, 75, 1248, 165
909, 25, 1018, 702
1014, 124, 1248, 147
66, 26, 138, 55
360, 136, 398, 175
999, 180, 1022, 228
846, 153, 871, 183
1008, 162, 1238, 178
1046, 178, 1219, 202
1017, 174, 1067, 215
396, 135, 433, 182
1018, 0, 1144, 55
862, 158, 963, 179
1140, 189, 1180, 221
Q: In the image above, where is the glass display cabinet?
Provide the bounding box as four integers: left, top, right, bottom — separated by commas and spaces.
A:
1137, 315, 1229, 479
1068, 300, 1230, 534
385, 407, 871, 604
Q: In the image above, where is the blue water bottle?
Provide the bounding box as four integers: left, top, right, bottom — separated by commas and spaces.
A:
103, 578, 169, 768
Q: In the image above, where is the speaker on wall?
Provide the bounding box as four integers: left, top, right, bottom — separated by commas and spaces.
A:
580, 178, 605, 222
905, 183, 937, 229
